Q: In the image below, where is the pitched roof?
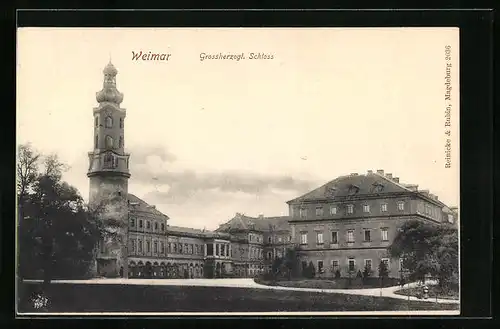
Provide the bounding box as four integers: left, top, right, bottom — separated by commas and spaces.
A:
216, 214, 291, 233
286, 172, 411, 203
127, 193, 169, 219
286, 171, 448, 208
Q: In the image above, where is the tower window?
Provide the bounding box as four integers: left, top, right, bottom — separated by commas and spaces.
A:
105, 116, 113, 128
105, 135, 114, 149
120, 118, 124, 128
95, 117, 98, 127
119, 136, 123, 148
94, 135, 98, 149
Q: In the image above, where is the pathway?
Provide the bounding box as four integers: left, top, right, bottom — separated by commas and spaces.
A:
23, 278, 459, 304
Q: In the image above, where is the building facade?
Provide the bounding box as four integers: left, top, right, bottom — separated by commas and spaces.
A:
88, 63, 457, 279
287, 170, 458, 278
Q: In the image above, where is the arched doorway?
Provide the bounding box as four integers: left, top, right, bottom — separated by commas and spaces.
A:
137, 261, 144, 278
145, 261, 152, 279
128, 261, 136, 278
215, 262, 221, 278
189, 263, 194, 279
153, 262, 159, 278
194, 264, 199, 278
160, 262, 166, 278
166, 263, 172, 278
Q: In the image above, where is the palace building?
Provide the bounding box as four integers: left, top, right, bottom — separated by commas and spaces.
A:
88, 62, 457, 279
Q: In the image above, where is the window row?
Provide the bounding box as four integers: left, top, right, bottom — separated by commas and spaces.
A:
130, 218, 165, 232
298, 201, 405, 218
95, 116, 124, 129
267, 235, 293, 244
313, 257, 393, 274
95, 135, 124, 149
300, 228, 389, 245
130, 240, 205, 255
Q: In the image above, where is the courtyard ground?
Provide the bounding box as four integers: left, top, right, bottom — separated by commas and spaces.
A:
18, 278, 459, 314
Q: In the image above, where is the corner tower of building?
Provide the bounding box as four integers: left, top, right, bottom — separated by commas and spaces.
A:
87, 61, 131, 277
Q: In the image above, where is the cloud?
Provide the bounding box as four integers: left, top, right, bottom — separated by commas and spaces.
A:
128, 145, 177, 166
134, 168, 317, 204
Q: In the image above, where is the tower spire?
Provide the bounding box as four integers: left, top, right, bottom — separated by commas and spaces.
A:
96, 61, 123, 105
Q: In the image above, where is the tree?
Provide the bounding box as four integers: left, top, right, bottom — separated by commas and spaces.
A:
283, 246, 302, 280
17, 144, 116, 284
389, 219, 458, 287
362, 264, 372, 284
307, 261, 316, 279
378, 260, 389, 287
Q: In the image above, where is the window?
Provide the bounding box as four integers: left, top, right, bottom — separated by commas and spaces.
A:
160, 242, 164, 253
278, 237, 282, 243
105, 135, 114, 149
316, 232, 324, 244
348, 258, 356, 271
447, 214, 454, 223
189, 244, 193, 254
103, 152, 115, 168
330, 205, 337, 215
397, 201, 405, 211
172, 243, 177, 253
363, 204, 370, 213
216, 244, 220, 256
120, 117, 124, 128
154, 241, 158, 253
138, 240, 143, 252
347, 230, 355, 243
154, 222, 158, 231
131, 240, 136, 252
146, 241, 151, 253
381, 203, 388, 212
139, 220, 143, 228
381, 258, 390, 269
331, 231, 338, 244
364, 259, 372, 271
300, 233, 308, 245
95, 135, 98, 149
268, 252, 272, 259
105, 116, 113, 128
146, 221, 151, 229
317, 260, 324, 273
130, 217, 135, 226
399, 258, 404, 270
95, 117, 99, 127
381, 228, 389, 241
179, 243, 183, 253
119, 136, 123, 148
268, 236, 272, 243
347, 204, 354, 214
364, 229, 371, 242
300, 207, 306, 218
332, 260, 339, 272
161, 223, 165, 231
316, 206, 323, 216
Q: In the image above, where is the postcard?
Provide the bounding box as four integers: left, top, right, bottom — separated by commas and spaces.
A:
16, 27, 460, 316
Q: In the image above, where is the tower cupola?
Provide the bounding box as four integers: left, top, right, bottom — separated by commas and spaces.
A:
96, 61, 124, 105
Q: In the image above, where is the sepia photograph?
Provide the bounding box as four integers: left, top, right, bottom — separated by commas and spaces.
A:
16, 27, 460, 316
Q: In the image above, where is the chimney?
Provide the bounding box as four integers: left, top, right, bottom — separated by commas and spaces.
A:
450, 206, 458, 212
376, 169, 385, 175
393, 177, 400, 183
386, 173, 393, 179
258, 214, 264, 219
406, 184, 418, 192
350, 173, 358, 176
367, 170, 373, 174
420, 189, 429, 196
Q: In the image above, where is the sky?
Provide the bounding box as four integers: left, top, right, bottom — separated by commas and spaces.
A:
17, 28, 460, 230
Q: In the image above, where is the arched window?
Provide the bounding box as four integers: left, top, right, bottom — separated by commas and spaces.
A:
94, 135, 98, 149
104, 152, 115, 168
105, 116, 113, 128
120, 118, 124, 128
105, 135, 114, 149
95, 116, 98, 127
119, 136, 123, 148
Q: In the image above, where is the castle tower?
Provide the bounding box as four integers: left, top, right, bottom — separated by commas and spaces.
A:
87, 61, 131, 277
